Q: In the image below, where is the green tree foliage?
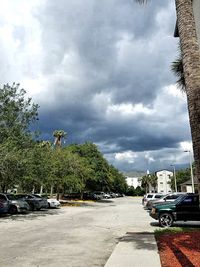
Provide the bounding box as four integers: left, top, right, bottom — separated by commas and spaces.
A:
109, 165, 128, 193
0, 83, 39, 192
126, 186, 144, 196
149, 174, 158, 192
0, 84, 126, 196
170, 167, 191, 191
171, 45, 186, 93
20, 141, 53, 193
0, 83, 39, 147
67, 143, 110, 191
0, 140, 22, 192
67, 143, 126, 193
141, 175, 150, 194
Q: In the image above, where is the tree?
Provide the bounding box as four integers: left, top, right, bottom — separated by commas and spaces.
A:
0, 83, 39, 192
21, 141, 53, 194
50, 149, 92, 199
68, 143, 111, 191
136, 0, 200, 194
0, 140, 22, 192
109, 165, 128, 193
141, 175, 150, 194
0, 83, 39, 147
149, 174, 157, 192
53, 130, 67, 148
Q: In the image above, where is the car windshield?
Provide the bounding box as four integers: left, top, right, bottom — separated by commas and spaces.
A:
6, 194, 17, 200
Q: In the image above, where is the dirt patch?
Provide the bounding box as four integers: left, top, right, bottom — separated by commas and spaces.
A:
156, 231, 200, 267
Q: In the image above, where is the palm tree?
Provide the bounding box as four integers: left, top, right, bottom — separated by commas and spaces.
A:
136, 0, 200, 194
149, 174, 157, 192
141, 175, 150, 194
53, 130, 67, 148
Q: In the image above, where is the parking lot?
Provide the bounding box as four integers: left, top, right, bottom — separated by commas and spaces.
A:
0, 197, 156, 267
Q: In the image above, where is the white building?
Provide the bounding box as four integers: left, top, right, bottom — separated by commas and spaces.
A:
156, 170, 173, 194
126, 176, 142, 189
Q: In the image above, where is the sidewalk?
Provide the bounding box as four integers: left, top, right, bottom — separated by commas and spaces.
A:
104, 231, 161, 267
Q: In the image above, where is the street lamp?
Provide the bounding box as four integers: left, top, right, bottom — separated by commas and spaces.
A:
170, 164, 177, 193
184, 150, 195, 193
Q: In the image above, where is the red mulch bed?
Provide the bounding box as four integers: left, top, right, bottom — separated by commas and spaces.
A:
156, 231, 200, 267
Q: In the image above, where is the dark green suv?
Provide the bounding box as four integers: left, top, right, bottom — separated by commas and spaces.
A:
150, 193, 200, 227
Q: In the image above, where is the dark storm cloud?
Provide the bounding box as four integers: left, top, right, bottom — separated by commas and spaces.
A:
0, 0, 191, 171
35, 0, 178, 104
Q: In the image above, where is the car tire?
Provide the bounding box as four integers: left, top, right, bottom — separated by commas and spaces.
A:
159, 213, 174, 228
48, 203, 51, 208
8, 205, 18, 214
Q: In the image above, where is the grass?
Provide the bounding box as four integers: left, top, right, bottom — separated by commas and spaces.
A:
155, 227, 200, 238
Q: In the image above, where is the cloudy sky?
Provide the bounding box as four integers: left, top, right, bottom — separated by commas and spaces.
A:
0, 0, 193, 172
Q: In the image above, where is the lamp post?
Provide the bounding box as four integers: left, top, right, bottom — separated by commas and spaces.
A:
184, 150, 195, 193
170, 164, 177, 193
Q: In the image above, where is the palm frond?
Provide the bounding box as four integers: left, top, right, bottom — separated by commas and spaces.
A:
171, 57, 186, 93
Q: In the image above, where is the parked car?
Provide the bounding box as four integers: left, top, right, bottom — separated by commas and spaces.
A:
82, 192, 102, 200
109, 192, 117, 198
32, 194, 60, 208
0, 193, 30, 214
150, 193, 200, 227
15, 194, 48, 211
47, 197, 60, 208
93, 191, 105, 199
146, 193, 186, 210
142, 193, 163, 207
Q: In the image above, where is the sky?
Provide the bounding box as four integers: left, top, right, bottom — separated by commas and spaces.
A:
0, 0, 193, 172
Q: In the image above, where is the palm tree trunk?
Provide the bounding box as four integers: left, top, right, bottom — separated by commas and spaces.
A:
175, 0, 200, 195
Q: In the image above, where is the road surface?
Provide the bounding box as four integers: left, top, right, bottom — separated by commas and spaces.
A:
0, 197, 154, 267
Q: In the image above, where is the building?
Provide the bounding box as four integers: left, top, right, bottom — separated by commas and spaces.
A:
156, 170, 173, 194
180, 177, 199, 193
125, 176, 142, 189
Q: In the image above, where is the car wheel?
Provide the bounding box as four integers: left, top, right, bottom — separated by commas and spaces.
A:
8, 205, 18, 214
159, 213, 174, 228
48, 203, 51, 208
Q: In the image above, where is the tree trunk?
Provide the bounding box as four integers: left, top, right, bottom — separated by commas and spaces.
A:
50, 184, 54, 197
40, 185, 43, 194
175, 0, 200, 195
32, 186, 35, 194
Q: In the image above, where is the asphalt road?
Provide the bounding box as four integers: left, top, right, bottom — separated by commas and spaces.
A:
0, 197, 154, 267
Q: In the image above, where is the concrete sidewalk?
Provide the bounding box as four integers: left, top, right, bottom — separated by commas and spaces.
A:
104, 232, 161, 267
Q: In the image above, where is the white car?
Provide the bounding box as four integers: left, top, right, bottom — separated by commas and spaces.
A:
142, 193, 163, 207
47, 198, 60, 208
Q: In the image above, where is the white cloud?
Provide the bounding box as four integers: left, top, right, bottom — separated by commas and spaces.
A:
179, 141, 193, 152
115, 151, 138, 164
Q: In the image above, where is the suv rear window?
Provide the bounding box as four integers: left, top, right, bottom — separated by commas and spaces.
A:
155, 195, 163, 199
